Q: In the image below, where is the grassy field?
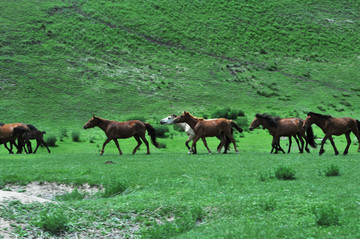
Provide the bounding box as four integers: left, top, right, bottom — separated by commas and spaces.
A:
1, 132, 360, 238
1, 0, 360, 237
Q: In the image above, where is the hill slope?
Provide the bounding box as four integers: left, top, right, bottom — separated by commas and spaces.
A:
1, 0, 360, 126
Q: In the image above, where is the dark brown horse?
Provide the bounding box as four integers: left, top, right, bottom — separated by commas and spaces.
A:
303, 112, 360, 155
18, 124, 50, 154
249, 114, 317, 154
173, 111, 243, 154
0, 123, 29, 153
83, 115, 159, 155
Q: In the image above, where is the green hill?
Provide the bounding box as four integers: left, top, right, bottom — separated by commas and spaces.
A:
1, 0, 360, 126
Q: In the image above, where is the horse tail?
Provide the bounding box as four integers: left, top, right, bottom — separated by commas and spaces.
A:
230, 120, 243, 133
144, 123, 159, 148
356, 120, 360, 132
306, 126, 317, 148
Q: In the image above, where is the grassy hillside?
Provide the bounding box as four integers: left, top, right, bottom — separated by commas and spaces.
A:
1, 0, 360, 127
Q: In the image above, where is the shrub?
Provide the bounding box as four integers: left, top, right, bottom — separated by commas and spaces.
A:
102, 181, 128, 198
45, 135, 57, 147
125, 116, 146, 122
325, 164, 340, 177
275, 166, 296, 180
35, 208, 69, 234
313, 204, 341, 226
154, 125, 170, 138
71, 130, 80, 142
158, 142, 167, 148
56, 188, 88, 201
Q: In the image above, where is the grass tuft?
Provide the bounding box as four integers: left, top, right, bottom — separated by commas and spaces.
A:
275, 166, 296, 180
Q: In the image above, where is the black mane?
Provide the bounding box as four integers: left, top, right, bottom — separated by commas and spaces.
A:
308, 112, 332, 119
256, 113, 281, 128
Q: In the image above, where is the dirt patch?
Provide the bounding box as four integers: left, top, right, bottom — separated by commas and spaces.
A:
0, 182, 102, 204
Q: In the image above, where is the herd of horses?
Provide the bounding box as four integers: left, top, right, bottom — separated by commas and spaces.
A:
0, 123, 50, 154
1, 111, 359, 156
82, 111, 360, 156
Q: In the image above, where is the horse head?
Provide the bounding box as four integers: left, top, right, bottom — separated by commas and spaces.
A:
160, 114, 177, 125
84, 115, 100, 129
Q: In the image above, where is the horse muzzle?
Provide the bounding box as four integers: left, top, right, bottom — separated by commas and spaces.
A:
249, 127, 254, 131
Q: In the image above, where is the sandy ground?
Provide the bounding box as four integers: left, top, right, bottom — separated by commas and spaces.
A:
0, 182, 101, 238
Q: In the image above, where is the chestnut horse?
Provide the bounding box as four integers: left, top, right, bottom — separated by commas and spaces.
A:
160, 114, 231, 154
83, 115, 159, 155
0, 123, 29, 154
249, 114, 317, 154
303, 112, 360, 155
173, 111, 243, 154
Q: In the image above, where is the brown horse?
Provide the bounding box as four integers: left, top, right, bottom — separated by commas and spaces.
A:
19, 124, 50, 154
173, 111, 243, 154
83, 115, 159, 155
303, 112, 360, 155
0, 123, 29, 154
249, 114, 317, 154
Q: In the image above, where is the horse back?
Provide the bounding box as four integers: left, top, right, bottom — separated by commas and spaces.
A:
108, 120, 146, 138
0, 123, 28, 140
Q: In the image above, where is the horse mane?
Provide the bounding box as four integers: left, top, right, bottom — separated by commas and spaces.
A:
257, 113, 281, 128
27, 124, 38, 131
308, 112, 332, 119
183, 111, 204, 121
0, 123, 4, 126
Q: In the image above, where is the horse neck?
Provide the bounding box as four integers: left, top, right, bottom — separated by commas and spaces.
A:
96, 118, 112, 132
175, 122, 187, 131
183, 116, 198, 129
261, 121, 276, 134
313, 117, 327, 130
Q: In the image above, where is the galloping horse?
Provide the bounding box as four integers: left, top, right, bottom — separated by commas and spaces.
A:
303, 112, 360, 155
249, 114, 317, 154
160, 114, 231, 154
0, 123, 29, 153
83, 115, 159, 155
173, 111, 243, 154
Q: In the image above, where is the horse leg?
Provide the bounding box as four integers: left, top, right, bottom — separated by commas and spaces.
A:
132, 135, 142, 155
190, 136, 200, 154
343, 131, 351, 155
293, 134, 301, 153
224, 130, 238, 153
186, 135, 196, 154
319, 135, 328, 155
113, 139, 123, 155
201, 137, 212, 155
299, 132, 308, 153
4, 143, 14, 154
100, 138, 112, 155
139, 134, 150, 154
39, 139, 51, 153
328, 136, 339, 155
287, 136, 292, 154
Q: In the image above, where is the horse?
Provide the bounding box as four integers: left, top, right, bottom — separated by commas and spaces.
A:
160, 114, 231, 154
0, 123, 29, 154
83, 115, 159, 155
303, 112, 360, 155
18, 124, 50, 154
173, 111, 243, 154
249, 113, 317, 154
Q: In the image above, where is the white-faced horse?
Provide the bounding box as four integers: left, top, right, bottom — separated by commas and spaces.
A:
160, 114, 198, 153
160, 113, 236, 154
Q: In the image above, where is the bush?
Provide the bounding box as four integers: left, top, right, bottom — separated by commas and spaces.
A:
56, 188, 88, 201
325, 164, 340, 177
71, 130, 80, 142
154, 125, 170, 138
45, 135, 57, 147
275, 166, 296, 180
102, 181, 128, 198
125, 116, 146, 122
313, 204, 341, 226
211, 107, 246, 120
35, 208, 69, 234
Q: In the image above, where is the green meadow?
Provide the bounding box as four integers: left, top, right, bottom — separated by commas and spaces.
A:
1, 0, 360, 238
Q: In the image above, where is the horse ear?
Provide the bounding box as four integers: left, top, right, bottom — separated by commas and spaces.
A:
255, 113, 261, 118
184, 111, 189, 115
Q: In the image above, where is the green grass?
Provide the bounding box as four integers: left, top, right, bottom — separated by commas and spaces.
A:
1, 136, 360, 237
1, 0, 360, 237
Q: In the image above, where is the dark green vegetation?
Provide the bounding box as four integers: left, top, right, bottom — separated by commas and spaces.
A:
1, 0, 360, 238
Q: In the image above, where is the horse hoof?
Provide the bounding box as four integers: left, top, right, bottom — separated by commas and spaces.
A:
319, 150, 325, 155
343, 152, 348, 155
335, 152, 339, 155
